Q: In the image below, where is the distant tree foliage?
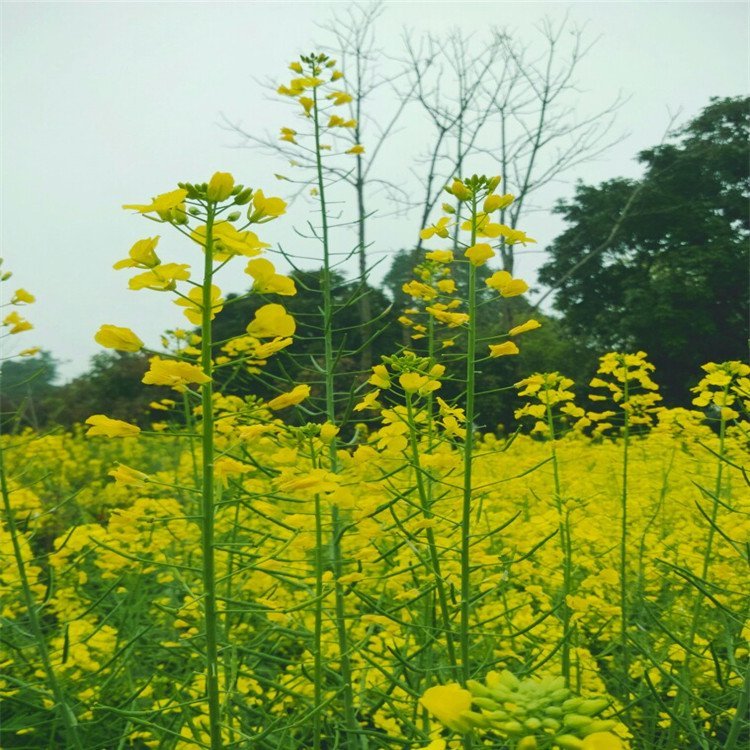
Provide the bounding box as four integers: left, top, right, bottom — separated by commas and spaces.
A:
538, 96, 749, 403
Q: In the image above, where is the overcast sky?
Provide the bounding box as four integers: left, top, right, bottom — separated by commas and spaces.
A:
2, 1, 747, 381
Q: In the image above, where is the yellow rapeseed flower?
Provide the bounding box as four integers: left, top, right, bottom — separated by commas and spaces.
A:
489, 341, 520, 357
85, 415, 141, 438
123, 188, 188, 214
267, 384, 310, 410
464, 243, 495, 266
94, 325, 144, 352
246, 304, 296, 338
142, 357, 211, 390
419, 683, 473, 732
206, 172, 235, 202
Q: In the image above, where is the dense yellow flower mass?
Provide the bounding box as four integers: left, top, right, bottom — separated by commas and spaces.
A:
1, 154, 746, 750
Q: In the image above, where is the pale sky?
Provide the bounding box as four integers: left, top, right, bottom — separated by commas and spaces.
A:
2, 1, 747, 380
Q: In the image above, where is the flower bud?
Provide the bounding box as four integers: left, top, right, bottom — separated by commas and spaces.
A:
234, 188, 254, 205
226, 211, 241, 222
207, 172, 235, 202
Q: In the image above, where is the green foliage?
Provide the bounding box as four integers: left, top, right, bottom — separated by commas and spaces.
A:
538, 96, 749, 403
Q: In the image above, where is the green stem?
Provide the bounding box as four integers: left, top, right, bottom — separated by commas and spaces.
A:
309, 437, 324, 750
405, 394, 458, 674
620, 375, 630, 698
0, 444, 84, 750
199, 204, 223, 750
460, 193, 478, 689
311, 72, 358, 746
545, 390, 571, 686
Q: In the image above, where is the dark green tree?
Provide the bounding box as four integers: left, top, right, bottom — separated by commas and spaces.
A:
538, 96, 749, 403
0, 351, 58, 429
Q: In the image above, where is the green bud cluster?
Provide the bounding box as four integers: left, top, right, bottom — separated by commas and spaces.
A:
466, 670, 616, 749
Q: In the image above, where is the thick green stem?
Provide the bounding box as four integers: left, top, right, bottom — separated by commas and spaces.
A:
0, 444, 84, 750
199, 205, 223, 750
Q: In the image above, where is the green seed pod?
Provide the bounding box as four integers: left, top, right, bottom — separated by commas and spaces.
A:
581, 719, 617, 735
234, 188, 253, 205
497, 670, 521, 690
577, 698, 610, 716
473, 697, 501, 711
467, 679, 491, 697
554, 735, 584, 749
563, 713, 593, 730
489, 687, 515, 702
550, 688, 571, 702
562, 698, 583, 712
500, 719, 523, 735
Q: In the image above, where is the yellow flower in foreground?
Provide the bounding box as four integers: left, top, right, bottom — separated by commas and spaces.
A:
509, 319, 541, 336
113, 237, 161, 269
142, 357, 211, 390
425, 249, 454, 263
485, 270, 529, 297
420, 216, 451, 240
419, 683, 473, 731
489, 341, 520, 357
251, 190, 287, 220
464, 243, 494, 266
174, 285, 224, 325
267, 384, 310, 410
109, 463, 150, 487
85, 415, 141, 438
483, 193, 514, 212
416, 741, 446, 750
247, 304, 296, 338
245, 259, 297, 296
192, 222, 269, 260
582, 733, 623, 750
128, 263, 191, 291
95, 325, 144, 352
399, 372, 441, 395
214, 457, 251, 486
123, 188, 188, 214
206, 171, 234, 202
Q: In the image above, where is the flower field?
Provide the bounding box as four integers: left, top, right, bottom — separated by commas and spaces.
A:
1, 53, 748, 750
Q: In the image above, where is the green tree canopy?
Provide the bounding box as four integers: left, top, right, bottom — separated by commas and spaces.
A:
538, 96, 749, 403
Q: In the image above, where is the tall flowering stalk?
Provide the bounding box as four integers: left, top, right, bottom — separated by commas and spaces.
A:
276, 53, 361, 745
588, 352, 661, 702
108, 174, 289, 750
515, 372, 578, 686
